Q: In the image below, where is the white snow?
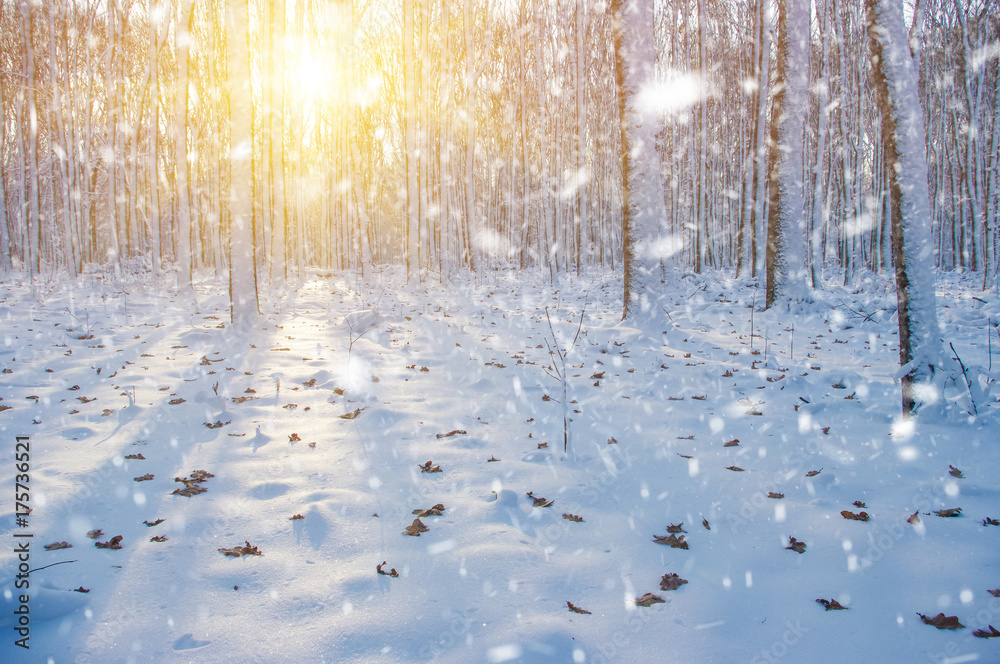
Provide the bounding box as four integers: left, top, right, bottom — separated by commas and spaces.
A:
0, 267, 998, 663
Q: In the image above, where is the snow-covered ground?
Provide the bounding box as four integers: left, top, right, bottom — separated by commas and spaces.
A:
1, 268, 998, 663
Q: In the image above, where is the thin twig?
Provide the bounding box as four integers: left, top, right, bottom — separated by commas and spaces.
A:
27, 560, 78, 574
949, 342, 978, 416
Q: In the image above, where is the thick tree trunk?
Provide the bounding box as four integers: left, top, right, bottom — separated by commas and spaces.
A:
865, 0, 941, 414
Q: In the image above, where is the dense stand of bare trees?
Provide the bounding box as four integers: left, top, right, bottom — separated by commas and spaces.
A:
0, 0, 996, 295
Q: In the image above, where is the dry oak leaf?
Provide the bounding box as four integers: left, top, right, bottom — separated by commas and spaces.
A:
677, 454, 694, 459
816, 598, 847, 611
95, 535, 123, 550
841, 510, 870, 522
907, 511, 921, 525
537, 442, 549, 449
134, 474, 154, 482
73, 587, 89, 593
949, 465, 965, 479
150, 535, 168, 542
666, 522, 686, 534
290, 514, 305, 520
143, 519, 164, 527
377, 561, 399, 577
989, 590, 1000, 598
660, 573, 689, 591
487, 455, 500, 462
652, 534, 688, 549
289, 433, 302, 442
853, 501, 867, 509
124, 453, 145, 460
340, 408, 362, 420
567, 601, 592, 615
419, 460, 442, 473
982, 517, 999, 526
702, 518, 711, 530
527, 491, 553, 507
44, 541, 72, 551
973, 625, 1000, 639
436, 429, 467, 439
607, 437, 618, 445
917, 613, 964, 630
806, 469, 822, 477
303, 379, 317, 387
86, 530, 104, 539
168, 398, 185, 405
768, 492, 785, 499
413, 504, 446, 517
727, 465, 745, 472
403, 518, 429, 536
204, 420, 229, 429
635, 593, 665, 607
724, 439, 740, 447
219, 541, 261, 557
562, 513, 584, 522
934, 508, 962, 518
786, 537, 807, 554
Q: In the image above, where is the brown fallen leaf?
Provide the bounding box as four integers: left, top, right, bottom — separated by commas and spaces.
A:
487, 455, 501, 462
73, 587, 89, 593
204, 420, 229, 429
290, 514, 305, 520
652, 534, 688, 549
666, 522, 686, 533
168, 398, 185, 405
917, 612, 964, 629
219, 541, 261, 557
973, 625, 1000, 639
150, 535, 168, 542
853, 501, 867, 508
786, 537, 806, 554
607, 437, 618, 444
934, 508, 962, 518
526, 491, 553, 507
289, 433, 302, 442
419, 460, 442, 473
660, 573, 688, 591
677, 454, 694, 459
727, 465, 745, 472
948, 465, 964, 479
376, 561, 399, 577
822, 427, 831, 435
702, 518, 710, 530
562, 513, 584, 522
567, 601, 592, 615
412, 504, 446, 517
143, 519, 164, 527
989, 589, 1000, 598
303, 379, 317, 387
907, 511, 921, 525
635, 593, 665, 607
806, 469, 822, 477
537, 442, 549, 449
340, 408, 362, 420
134, 473, 154, 482
86, 529, 104, 539
816, 598, 847, 611
436, 429, 467, 439
768, 492, 784, 499
983, 517, 999, 526
44, 541, 72, 551
841, 510, 870, 522
403, 518, 429, 536
95, 535, 123, 550
723, 439, 740, 447
691, 395, 707, 400
124, 453, 145, 460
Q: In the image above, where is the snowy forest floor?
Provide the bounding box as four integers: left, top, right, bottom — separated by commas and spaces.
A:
1, 266, 999, 664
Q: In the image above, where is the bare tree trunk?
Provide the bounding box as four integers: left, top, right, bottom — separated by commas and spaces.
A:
866, 0, 941, 414
174, 0, 193, 290
227, 0, 257, 327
